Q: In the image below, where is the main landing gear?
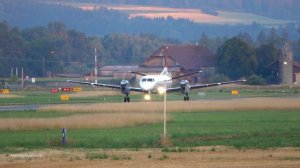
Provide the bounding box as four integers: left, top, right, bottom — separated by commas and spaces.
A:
124, 95, 130, 102
183, 93, 190, 101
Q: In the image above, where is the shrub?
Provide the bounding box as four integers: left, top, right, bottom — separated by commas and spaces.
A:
246, 74, 267, 85
208, 74, 229, 83
85, 153, 109, 160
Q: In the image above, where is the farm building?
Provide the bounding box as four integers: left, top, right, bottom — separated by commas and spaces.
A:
135, 45, 216, 83
85, 45, 216, 84
83, 66, 137, 80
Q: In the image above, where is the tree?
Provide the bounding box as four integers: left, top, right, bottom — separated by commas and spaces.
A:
237, 32, 254, 46
198, 33, 215, 52
256, 31, 267, 46
294, 29, 300, 61
255, 43, 280, 83
216, 37, 257, 79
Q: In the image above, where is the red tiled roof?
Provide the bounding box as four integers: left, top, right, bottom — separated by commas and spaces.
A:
146, 45, 215, 70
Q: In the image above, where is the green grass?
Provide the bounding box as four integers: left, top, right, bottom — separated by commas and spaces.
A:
0, 109, 300, 153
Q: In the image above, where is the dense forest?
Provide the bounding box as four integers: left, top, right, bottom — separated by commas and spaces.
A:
0, 21, 178, 77
1, 0, 300, 83
1, 1, 299, 41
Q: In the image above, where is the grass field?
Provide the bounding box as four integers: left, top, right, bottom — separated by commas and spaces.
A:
0, 108, 300, 152
1, 87, 300, 154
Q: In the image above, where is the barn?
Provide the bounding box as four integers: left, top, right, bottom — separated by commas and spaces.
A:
135, 45, 216, 83
87, 45, 216, 84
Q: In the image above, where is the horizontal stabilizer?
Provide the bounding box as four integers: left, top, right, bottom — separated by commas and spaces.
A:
131, 71, 146, 76
171, 71, 201, 80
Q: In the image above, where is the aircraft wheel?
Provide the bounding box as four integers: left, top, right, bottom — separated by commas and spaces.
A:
124, 97, 127, 102
184, 97, 187, 101
127, 97, 130, 102
187, 97, 190, 101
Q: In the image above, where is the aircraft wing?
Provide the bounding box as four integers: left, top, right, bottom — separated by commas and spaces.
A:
129, 87, 145, 92
67, 80, 120, 89
67, 80, 144, 92
166, 79, 246, 93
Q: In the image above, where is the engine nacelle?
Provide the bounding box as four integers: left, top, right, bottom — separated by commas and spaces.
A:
120, 80, 130, 95
180, 80, 191, 94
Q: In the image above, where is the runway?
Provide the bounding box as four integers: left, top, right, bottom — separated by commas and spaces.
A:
0, 104, 39, 111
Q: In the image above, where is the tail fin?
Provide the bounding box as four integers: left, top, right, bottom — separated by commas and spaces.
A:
160, 67, 169, 76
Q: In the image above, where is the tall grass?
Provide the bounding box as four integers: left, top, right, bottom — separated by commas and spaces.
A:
0, 113, 162, 130
39, 97, 300, 113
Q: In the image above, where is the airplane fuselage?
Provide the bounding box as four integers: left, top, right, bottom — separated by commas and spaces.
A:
139, 74, 172, 92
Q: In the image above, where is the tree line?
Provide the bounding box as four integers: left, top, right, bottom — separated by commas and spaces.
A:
0, 21, 178, 77
1, 21, 300, 85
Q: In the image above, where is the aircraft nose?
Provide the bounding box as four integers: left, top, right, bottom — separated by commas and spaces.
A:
143, 83, 155, 91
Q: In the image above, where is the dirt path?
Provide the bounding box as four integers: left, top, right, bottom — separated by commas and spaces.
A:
1, 147, 300, 168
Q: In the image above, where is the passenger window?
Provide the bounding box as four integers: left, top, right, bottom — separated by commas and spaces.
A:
142, 78, 146, 82
147, 78, 153, 82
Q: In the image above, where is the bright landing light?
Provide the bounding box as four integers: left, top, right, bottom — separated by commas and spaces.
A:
157, 87, 166, 95
144, 94, 151, 101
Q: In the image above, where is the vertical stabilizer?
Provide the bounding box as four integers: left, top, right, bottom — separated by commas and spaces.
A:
160, 46, 169, 76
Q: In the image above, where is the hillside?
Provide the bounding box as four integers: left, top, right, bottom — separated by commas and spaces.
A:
1, 0, 299, 42
55, 0, 300, 20
60, 3, 291, 26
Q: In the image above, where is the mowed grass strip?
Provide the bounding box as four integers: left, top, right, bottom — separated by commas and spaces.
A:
0, 112, 162, 130
39, 97, 300, 113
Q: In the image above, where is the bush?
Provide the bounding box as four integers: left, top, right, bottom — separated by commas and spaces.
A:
208, 74, 229, 83
246, 74, 267, 85
86, 153, 109, 160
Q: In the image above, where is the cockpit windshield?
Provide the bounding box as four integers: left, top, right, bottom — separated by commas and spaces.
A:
142, 78, 154, 82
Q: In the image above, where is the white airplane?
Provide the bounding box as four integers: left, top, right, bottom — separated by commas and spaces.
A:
68, 47, 246, 102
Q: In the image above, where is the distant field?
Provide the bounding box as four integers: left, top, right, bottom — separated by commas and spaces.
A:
57, 2, 293, 25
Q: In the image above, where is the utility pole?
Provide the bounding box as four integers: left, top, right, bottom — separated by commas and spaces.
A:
15, 67, 18, 77
21, 67, 24, 88
163, 46, 168, 146
42, 56, 45, 77
163, 83, 167, 146
94, 48, 98, 84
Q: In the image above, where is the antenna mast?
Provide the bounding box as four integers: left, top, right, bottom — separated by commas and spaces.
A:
164, 46, 168, 68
